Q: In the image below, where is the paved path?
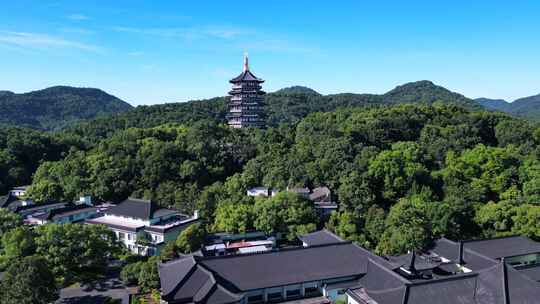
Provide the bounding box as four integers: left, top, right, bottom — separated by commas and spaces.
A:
57, 265, 131, 304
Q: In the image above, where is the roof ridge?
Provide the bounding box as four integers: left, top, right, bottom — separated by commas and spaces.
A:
463, 235, 526, 243
407, 272, 479, 286
198, 241, 354, 261
367, 258, 412, 284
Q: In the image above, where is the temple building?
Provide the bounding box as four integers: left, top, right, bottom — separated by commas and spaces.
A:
158, 230, 540, 304
227, 54, 266, 128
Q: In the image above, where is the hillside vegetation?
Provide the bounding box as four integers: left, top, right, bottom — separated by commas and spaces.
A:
24, 103, 540, 255
0, 86, 132, 130
65, 80, 481, 142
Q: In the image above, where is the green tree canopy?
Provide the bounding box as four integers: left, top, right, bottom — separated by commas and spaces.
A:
0, 255, 59, 304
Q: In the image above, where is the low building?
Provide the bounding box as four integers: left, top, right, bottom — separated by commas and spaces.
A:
158, 230, 540, 304
287, 187, 311, 198
299, 229, 344, 247
86, 198, 199, 256
247, 187, 270, 197
0, 193, 34, 211
12, 201, 68, 218
204, 231, 276, 256
26, 203, 98, 225
9, 185, 29, 198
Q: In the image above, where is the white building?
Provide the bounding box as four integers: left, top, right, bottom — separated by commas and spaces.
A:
86, 198, 199, 256
9, 185, 29, 198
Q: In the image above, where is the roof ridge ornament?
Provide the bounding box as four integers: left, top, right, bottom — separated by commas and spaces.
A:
243, 52, 249, 72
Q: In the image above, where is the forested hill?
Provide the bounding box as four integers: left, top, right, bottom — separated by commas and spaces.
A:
65, 80, 481, 142
476, 94, 540, 121
0, 86, 132, 130
23, 103, 540, 255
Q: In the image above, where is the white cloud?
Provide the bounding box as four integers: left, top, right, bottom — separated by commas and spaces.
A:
0, 31, 104, 53
68, 14, 90, 21
111, 25, 251, 40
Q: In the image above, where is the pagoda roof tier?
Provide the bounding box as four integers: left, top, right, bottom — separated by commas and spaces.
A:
229, 89, 266, 95
227, 112, 261, 117
230, 54, 264, 83
229, 70, 264, 83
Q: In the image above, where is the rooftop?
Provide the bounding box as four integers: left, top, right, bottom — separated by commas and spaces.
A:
463, 236, 540, 259
159, 231, 540, 304
30, 204, 97, 222
200, 242, 369, 290
106, 197, 178, 220
299, 229, 345, 246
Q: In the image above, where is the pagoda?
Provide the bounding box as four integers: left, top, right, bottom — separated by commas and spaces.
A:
227, 54, 266, 128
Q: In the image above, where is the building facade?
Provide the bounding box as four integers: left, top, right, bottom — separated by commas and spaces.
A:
86, 198, 199, 256
227, 54, 266, 129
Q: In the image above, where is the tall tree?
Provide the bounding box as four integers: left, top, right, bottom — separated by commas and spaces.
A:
0, 256, 59, 304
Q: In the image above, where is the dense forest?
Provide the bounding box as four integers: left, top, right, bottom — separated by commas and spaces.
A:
5, 102, 538, 256
2, 80, 540, 257
0, 86, 132, 130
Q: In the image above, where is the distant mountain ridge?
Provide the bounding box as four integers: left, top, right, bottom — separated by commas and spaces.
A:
0, 86, 132, 130
475, 94, 540, 121
63, 80, 484, 141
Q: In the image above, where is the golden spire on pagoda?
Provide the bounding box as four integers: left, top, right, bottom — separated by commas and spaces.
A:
243, 52, 249, 72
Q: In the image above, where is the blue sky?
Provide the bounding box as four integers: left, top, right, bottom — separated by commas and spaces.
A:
1, 1, 539, 105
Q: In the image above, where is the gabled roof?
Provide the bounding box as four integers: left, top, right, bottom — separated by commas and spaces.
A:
158, 256, 243, 304
351, 259, 540, 304
475, 261, 540, 304
200, 242, 369, 291
430, 238, 497, 271
299, 229, 345, 246
106, 198, 177, 220
463, 236, 540, 259
229, 70, 264, 83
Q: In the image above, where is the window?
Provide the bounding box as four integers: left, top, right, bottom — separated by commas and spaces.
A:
267, 292, 282, 302
286, 289, 301, 299
247, 295, 263, 303
119, 232, 125, 240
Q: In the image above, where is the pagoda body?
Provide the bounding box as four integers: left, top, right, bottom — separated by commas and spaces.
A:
227, 55, 266, 128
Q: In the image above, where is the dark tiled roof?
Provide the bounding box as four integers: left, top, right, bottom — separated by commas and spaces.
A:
200, 242, 369, 291
158, 256, 243, 304
354, 260, 540, 304
229, 70, 264, 83
430, 238, 497, 271
463, 236, 540, 259
475, 261, 540, 304
359, 259, 410, 291
13, 201, 66, 213
516, 265, 540, 282
387, 252, 442, 272
0, 193, 18, 209
406, 275, 478, 304
106, 198, 177, 220
299, 229, 345, 246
